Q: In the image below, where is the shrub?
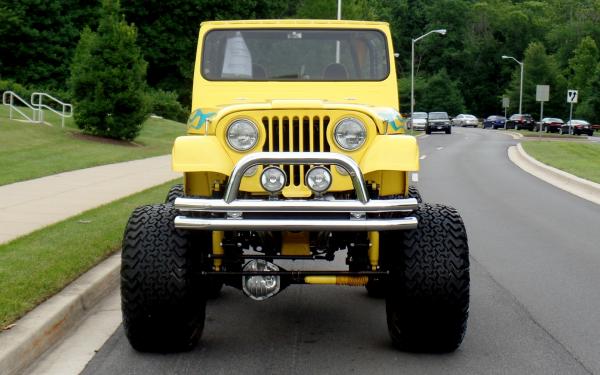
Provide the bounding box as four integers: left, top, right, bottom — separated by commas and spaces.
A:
69, 0, 148, 141
0, 79, 33, 101
146, 89, 189, 123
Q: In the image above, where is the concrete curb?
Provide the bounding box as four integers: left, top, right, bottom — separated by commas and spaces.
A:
508, 143, 600, 205
0, 252, 120, 375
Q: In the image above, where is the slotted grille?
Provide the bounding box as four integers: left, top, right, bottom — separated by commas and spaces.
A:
262, 115, 331, 187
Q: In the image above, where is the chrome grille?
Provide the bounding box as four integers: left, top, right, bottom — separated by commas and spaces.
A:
262, 115, 331, 187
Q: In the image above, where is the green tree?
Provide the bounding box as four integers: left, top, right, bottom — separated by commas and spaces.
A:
0, 1, 99, 89
70, 0, 148, 141
296, 0, 374, 19
569, 36, 599, 90
505, 41, 567, 118
576, 63, 600, 123
545, 0, 600, 67
418, 69, 465, 114
398, 76, 426, 113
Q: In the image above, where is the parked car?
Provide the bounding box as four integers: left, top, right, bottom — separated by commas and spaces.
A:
537, 117, 564, 133
452, 114, 479, 127
506, 114, 536, 130
561, 120, 594, 136
426, 112, 451, 134
410, 112, 428, 131
482, 115, 506, 129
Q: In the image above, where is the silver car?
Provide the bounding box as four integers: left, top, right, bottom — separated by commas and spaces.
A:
452, 114, 479, 127
410, 112, 428, 131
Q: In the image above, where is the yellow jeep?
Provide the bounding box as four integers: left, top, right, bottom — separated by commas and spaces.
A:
121, 20, 469, 353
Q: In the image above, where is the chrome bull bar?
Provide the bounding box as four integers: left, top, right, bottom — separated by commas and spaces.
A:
174, 152, 418, 231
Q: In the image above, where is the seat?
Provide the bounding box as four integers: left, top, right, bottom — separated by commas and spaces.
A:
322, 63, 348, 80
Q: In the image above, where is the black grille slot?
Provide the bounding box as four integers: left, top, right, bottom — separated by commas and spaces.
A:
261, 114, 331, 188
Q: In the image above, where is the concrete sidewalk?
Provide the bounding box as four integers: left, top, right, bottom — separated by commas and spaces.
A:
0, 155, 180, 244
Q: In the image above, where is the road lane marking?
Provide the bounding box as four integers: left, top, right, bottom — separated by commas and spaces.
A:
420, 155, 427, 160
436, 147, 444, 150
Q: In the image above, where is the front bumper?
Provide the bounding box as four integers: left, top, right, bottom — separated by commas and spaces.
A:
428, 123, 451, 130
174, 152, 418, 231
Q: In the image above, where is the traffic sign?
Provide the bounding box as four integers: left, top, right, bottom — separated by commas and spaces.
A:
536, 85, 549, 102
567, 90, 578, 103
502, 97, 509, 108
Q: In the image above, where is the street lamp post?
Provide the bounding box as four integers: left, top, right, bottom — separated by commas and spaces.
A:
502, 55, 524, 115
410, 29, 447, 131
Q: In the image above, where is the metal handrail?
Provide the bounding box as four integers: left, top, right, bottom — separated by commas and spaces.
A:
31, 92, 73, 128
2, 91, 37, 122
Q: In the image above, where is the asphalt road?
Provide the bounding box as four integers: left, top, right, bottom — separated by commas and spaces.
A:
82, 128, 599, 375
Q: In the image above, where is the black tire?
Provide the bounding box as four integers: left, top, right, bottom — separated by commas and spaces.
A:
165, 184, 184, 203
383, 203, 469, 352
445, 127, 451, 134
425, 128, 432, 135
121, 204, 208, 352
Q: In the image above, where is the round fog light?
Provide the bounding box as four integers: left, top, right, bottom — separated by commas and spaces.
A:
260, 166, 286, 193
306, 166, 332, 193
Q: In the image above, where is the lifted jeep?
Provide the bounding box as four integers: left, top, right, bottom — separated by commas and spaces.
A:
121, 20, 469, 353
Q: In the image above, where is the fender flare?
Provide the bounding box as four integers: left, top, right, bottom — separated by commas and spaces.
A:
172, 136, 233, 174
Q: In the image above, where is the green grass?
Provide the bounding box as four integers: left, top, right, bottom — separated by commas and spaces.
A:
0, 105, 186, 186
522, 141, 600, 183
0, 179, 180, 329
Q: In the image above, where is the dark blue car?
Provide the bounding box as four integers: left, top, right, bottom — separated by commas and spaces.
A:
483, 115, 506, 129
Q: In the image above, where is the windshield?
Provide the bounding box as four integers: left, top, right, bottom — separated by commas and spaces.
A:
429, 112, 449, 120
413, 112, 427, 119
464, 115, 477, 119
202, 29, 389, 81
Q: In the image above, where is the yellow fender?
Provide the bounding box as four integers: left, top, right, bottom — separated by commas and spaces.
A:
359, 135, 419, 173
172, 136, 233, 174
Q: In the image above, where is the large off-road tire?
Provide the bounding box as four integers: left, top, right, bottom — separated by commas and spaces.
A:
121, 204, 208, 352
165, 183, 184, 204
383, 203, 469, 352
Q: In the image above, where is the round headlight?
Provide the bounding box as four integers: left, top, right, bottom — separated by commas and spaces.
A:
334, 117, 366, 151
305, 166, 332, 193
260, 166, 286, 193
227, 119, 258, 151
